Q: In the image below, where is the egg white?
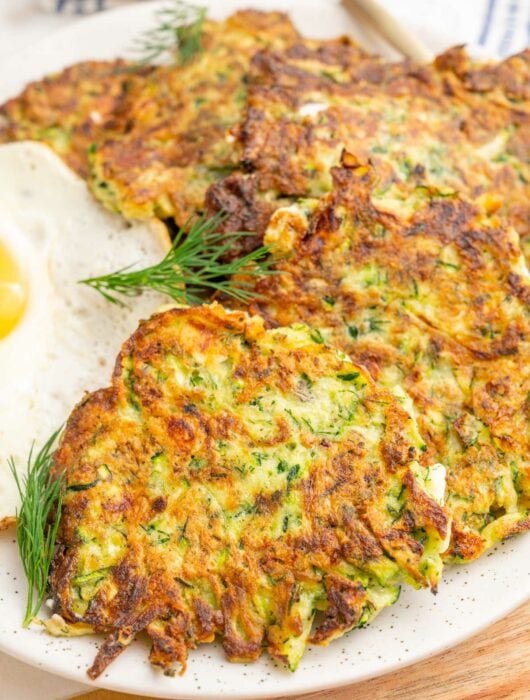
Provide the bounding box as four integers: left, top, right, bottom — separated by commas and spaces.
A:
0, 142, 171, 524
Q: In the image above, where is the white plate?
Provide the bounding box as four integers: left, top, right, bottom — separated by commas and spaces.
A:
0, 2, 529, 698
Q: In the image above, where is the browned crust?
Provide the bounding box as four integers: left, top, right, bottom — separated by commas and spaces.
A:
0, 60, 153, 177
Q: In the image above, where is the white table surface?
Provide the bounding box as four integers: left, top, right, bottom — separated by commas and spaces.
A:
0, 0, 528, 698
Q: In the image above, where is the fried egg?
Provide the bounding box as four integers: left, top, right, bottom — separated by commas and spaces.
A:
0, 142, 170, 526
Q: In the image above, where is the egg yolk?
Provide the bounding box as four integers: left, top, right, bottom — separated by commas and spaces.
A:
0, 239, 27, 340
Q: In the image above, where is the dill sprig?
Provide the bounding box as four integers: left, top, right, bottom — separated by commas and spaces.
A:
9, 430, 64, 628
132, 0, 206, 66
80, 212, 278, 306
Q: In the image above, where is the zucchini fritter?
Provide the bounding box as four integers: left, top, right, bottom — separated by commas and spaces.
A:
87, 11, 302, 223
49, 303, 448, 677
0, 61, 152, 177
245, 156, 530, 563
0, 11, 302, 223
208, 45, 530, 257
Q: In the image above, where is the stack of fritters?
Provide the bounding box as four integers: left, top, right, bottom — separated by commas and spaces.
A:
2, 6, 529, 677
50, 303, 448, 676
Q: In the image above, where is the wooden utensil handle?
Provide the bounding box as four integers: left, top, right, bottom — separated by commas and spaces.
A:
342, 0, 434, 62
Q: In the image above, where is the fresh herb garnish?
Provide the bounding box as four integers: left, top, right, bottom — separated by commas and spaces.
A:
9, 430, 64, 627
132, 0, 206, 66
80, 213, 278, 306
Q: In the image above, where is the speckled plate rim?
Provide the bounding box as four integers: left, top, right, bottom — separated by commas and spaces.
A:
0, 2, 528, 698
2, 530, 529, 699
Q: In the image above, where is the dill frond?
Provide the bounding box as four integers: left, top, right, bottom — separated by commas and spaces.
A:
132, 0, 206, 66
80, 212, 279, 306
9, 430, 64, 627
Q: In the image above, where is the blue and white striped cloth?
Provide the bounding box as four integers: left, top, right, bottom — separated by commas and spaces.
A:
478, 0, 530, 56
383, 0, 529, 58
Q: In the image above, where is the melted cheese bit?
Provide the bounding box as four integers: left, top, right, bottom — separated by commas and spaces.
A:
298, 101, 329, 117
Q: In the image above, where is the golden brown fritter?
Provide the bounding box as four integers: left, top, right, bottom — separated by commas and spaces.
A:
243, 156, 530, 563
0, 60, 152, 178
0, 11, 303, 223
207, 46, 530, 257
88, 11, 303, 223
49, 303, 448, 677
